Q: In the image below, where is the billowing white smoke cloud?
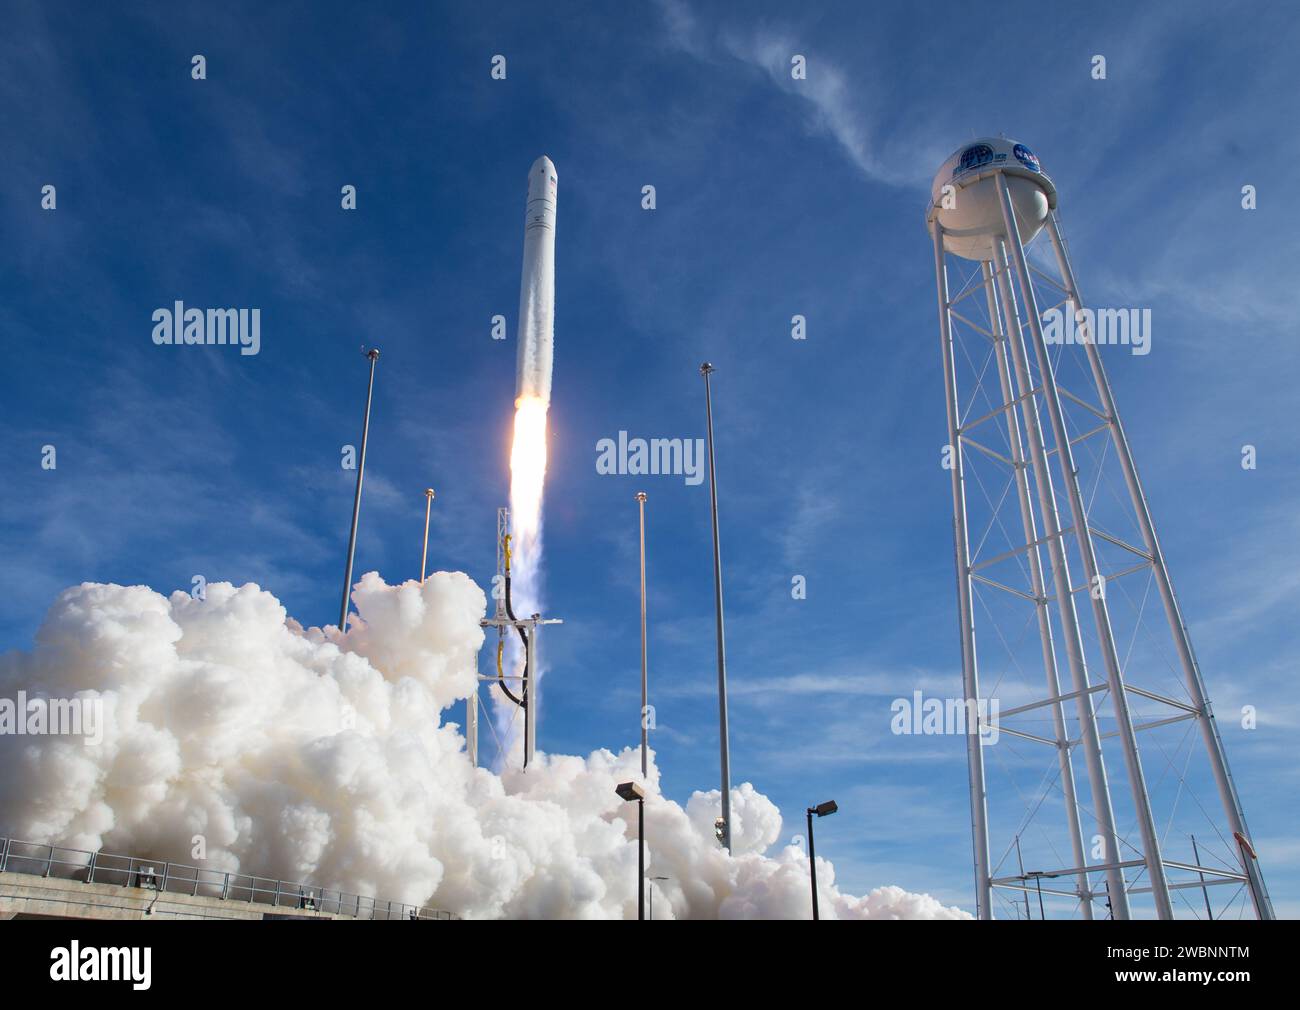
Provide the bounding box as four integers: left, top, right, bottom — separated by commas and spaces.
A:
0, 574, 968, 920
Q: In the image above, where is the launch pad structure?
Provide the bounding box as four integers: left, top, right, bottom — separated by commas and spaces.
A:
469, 507, 562, 770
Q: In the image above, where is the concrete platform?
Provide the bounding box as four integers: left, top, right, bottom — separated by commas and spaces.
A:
0, 870, 364, 920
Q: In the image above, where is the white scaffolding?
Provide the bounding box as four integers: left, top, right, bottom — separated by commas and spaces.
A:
928, 163, 1272, 920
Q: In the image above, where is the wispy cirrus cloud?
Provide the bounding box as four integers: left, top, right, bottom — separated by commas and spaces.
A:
653, 0, 935, 188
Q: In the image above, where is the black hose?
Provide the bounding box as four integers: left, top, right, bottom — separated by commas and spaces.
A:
497, 573, 528, 708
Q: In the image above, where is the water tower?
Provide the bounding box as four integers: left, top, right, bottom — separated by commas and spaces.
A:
926, 137, 1272, 920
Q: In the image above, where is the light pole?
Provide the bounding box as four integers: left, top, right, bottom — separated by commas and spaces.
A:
1028, 872, 1047, 920
339, 347, 380, 633
420, 488, 435, 583
806, 800, 838, 920
635, 491, 649, 778
700, 362, 732, 852
616, 781, 646, 920
1026, 869, 1062, 920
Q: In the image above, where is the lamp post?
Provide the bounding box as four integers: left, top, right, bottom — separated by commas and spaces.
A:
635, 491, 649, 778
806, 800, 838, 920
1026, 870, 1060, 920
339, 347, 380, 632
1028, 872, 1046, 920
616, 781, 646, 920
420, 488, 435, 583
700, 362, 732, 852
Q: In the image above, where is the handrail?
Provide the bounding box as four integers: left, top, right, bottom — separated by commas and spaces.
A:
0, 835, 456, 920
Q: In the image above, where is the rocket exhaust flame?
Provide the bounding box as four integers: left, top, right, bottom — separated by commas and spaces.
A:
508, 394, 548, 607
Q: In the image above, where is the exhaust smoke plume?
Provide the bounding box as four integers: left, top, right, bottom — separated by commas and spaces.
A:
0, 575, 968, 919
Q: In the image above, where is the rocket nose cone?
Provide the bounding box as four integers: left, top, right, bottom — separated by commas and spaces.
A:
531, 155, 557, 182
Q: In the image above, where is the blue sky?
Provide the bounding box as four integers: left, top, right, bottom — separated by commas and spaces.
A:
2, 0, 1297, 915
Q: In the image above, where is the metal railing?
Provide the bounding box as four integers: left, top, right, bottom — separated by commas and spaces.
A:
0, 835, 456, 920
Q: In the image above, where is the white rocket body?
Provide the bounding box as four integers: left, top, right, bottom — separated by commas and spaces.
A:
516, 155, 557, 404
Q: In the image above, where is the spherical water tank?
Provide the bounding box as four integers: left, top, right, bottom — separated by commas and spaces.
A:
926, 138, 1057, 261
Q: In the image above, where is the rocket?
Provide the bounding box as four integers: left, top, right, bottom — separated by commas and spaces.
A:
515, 155, 558, 405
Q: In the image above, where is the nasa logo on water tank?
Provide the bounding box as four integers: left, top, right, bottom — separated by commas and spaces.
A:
1012, 143, 1041, 173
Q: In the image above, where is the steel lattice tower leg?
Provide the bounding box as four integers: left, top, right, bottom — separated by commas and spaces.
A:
1043, 215, 1274, 920
980, 261, 1094, 918
933, 225, 992, 919
989, 241, 1131, 917
997, 178, 1173, 918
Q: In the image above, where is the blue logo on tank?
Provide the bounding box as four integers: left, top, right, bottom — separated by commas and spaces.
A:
1012, 144, 1041, 173
956, 144, 995, 175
